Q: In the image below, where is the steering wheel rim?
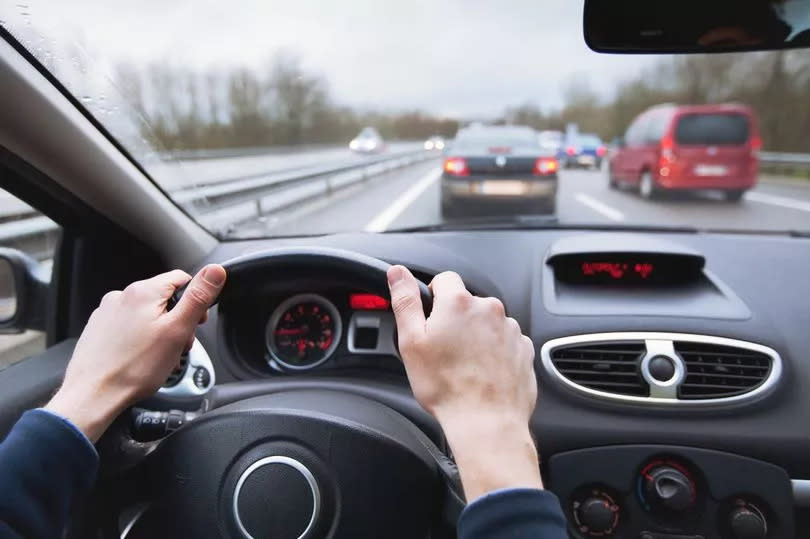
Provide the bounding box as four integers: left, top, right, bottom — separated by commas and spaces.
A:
174, 246, 434, 316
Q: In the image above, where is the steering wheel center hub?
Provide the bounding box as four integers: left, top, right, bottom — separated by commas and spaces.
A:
233, 456, 320, 539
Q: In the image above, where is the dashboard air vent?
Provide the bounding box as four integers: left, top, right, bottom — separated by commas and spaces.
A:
541, 333, 781, 406
164, 354, 189, 388
549, 342, 647, 397
675, 342, 772, 399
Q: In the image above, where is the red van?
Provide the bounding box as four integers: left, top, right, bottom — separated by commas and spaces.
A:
608, 104, 761, 202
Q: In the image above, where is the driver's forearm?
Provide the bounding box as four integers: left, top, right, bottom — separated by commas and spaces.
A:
439, 415, 543, 502
440, 416, 568, 538
0, 409, 99, 539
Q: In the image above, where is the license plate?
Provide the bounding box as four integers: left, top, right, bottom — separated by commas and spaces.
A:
578, 155, 595, 164
694, 164, 728, 176
480, 180, 527, 195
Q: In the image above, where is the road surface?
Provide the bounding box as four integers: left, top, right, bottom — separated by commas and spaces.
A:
232, 161, 810, 236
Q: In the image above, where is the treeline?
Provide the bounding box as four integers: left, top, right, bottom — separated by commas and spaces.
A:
117, 50, 809, 153
503, 51, 810, 152
114, 53, 459, 150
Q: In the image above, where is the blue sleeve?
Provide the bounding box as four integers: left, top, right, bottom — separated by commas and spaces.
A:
0, 409, 99, 539
458, 488, 569, 539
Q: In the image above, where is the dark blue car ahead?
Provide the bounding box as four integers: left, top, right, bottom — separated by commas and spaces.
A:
561, 133, 607, 169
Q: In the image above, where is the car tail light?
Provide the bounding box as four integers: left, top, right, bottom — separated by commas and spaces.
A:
534, 157, 558, 175
659, 134, 675, 175
488, 146, 511, 154
660, 134, 675, 155
566, 147, 576, 156
597, 146, 607, 157
443, 157, 469, 176
751, 135, 762, 159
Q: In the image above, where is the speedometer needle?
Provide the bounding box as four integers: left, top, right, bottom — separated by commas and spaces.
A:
275, 328, 306, 336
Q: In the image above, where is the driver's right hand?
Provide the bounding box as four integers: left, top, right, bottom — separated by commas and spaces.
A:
387, 265, 543, 501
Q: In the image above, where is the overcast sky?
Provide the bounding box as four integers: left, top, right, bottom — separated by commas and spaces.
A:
1, 0, 681, 117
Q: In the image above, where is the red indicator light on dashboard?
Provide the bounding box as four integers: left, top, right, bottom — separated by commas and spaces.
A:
350, 293, 390, 310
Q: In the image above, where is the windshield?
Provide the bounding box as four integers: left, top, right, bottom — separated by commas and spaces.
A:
578, 135, 603, 148
2, 2, 809, 236
453, 128, 540, 152
357, 128, 380, 139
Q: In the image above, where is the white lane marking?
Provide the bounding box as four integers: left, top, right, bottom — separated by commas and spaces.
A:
574, 193, 625, 222
746, 191, 810, 213
364, 168, 442, 232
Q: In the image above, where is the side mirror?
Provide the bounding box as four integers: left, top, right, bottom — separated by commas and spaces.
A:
0, 248, 48, 334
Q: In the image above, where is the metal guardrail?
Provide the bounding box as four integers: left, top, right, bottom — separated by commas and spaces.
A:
158, 143, 344, 161
759, 152, 810, 166
0, 148, 435, 250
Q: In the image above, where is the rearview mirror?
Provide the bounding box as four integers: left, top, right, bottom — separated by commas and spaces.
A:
0, 248, 48, 333
584, 0, 810, 54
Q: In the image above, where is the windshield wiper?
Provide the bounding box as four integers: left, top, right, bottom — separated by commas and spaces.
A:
385, 217, 702, 234
385, 215, 561, 232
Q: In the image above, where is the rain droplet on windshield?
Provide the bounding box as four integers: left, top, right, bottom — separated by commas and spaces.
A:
80, 95, 93, 104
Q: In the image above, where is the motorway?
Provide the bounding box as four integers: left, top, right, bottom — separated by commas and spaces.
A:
231, 159, 810, 237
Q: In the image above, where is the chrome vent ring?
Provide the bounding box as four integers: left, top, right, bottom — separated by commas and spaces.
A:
540, 333, 781, 406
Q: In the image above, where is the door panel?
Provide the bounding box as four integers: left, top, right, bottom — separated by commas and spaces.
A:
0, 338, 76, 436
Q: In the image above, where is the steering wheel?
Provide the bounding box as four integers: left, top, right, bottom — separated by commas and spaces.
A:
114, 248, 462, 539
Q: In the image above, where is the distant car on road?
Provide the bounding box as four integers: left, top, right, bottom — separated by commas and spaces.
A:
560, 133, 606, 169
608, 103, 761, 201
440, 126, 558, 218
424, 136, 446, 151
349, 127, 385, 153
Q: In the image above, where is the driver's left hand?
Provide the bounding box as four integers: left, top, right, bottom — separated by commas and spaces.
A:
44, 264, 226, 442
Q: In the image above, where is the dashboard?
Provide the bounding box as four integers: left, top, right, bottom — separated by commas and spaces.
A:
182, 229, 810, 538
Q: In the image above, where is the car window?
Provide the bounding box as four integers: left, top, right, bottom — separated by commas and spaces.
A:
626, 115, 650, 146
578, 135, 602, 147
454, 130, 539, 151
0, 189, 58, 371
675, 114, 751, 145
645, 110, 672, 144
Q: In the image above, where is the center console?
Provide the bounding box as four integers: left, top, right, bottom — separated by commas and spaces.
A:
549, 445, 793, 538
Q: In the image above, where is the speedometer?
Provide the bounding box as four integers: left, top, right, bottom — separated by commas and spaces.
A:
266, 294, 342, 370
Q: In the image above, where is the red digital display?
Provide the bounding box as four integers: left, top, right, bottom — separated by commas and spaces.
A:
349, 293, 390, 310
581, 261, 655, 280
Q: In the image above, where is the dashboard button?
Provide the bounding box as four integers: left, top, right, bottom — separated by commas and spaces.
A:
728, 502, 767, 539
649, 356, 676, 382
193, 366, 211, 389
572, 488, 620, 536
580, 497, 615, 532
639, 462, 696, 514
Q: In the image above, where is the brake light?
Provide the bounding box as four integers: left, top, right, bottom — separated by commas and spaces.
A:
751, 135, 762, 159
443, 157, 469, 176
660, 133, 675, 163
566, 147, 576, 156
488, 147, 511, 154
660, 134, 674, 152
596, 146, 607, 157
350, 293, 390, 310
534, 157, 558, 175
